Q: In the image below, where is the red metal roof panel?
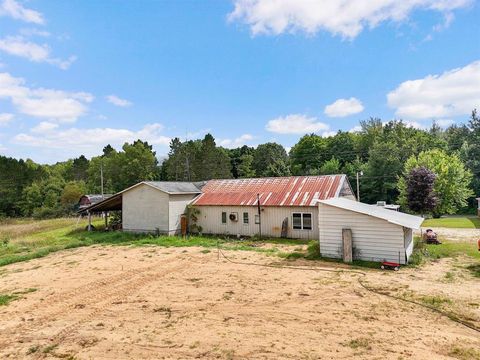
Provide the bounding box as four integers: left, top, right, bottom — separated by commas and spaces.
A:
192, 175, 346, 207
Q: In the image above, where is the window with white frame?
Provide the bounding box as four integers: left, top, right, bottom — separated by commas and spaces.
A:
254, 214, 260, 224
243, 212, 249, 224
292, 213, 312, 230
221, 212, 227, 224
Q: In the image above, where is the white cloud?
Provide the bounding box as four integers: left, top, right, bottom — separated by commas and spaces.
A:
324, 97, 364, 117
13, 123, 171, 155
106, 94, 132, 107
349, 125, 363, 133
31, 121, 58, 133
387, 60, 480, 119
228, 0, 471, 38
266, 114, 329, 134
404, 120, 426, 129
0, 0, 44, 25
435, 119, 455, 128
0, 72, 93, 122
0, 112, 13, 126
219, 133, 254, 148
19, 28, 50, 37
321, 131, 337, 138
0, 36, 76, 69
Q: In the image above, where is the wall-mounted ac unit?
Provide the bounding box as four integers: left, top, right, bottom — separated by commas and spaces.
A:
229, 212, 238, 222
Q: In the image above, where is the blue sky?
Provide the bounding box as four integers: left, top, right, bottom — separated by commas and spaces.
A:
0, 0, 479, 163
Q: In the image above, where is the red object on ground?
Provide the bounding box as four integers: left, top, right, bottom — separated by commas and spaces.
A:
381, 261, 400, 271
477, 239, 480, 252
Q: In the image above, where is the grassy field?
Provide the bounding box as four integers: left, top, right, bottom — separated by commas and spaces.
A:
1, 218, 478, 269
422, 216, 480, 229
0, 218, 315, 267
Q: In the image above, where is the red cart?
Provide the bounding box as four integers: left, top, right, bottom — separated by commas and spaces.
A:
381, 261, 400, 271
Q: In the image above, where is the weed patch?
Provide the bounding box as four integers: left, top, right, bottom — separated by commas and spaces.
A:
449, 345, 480, 360
466, 264, 480, 277
420, 295, 453, 309
0, 293, 18, 306
343, 337, 372, 350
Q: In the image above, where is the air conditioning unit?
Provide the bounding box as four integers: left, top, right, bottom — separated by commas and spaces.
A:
229, 212, 238, 222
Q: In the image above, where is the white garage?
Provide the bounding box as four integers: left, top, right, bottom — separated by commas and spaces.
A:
318, 198, 423, 264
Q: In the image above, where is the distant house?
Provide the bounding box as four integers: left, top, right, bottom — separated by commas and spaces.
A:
477, 198, 480, 217
192, 175, 355, 240
375, 201, 400, 211
78, 194, 112, 210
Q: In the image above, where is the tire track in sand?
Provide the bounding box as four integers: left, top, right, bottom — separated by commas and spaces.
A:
0, 255, 185, 352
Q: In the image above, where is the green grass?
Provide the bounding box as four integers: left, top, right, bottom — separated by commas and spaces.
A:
0, 218, 313, 267
0, 293, 19, 306
466, 264, 480, 277
419, 295, 453, 309
1, 218, 477, 270
0, 219, 385, 269
422, 216, 480, 229
409, 236, 480, 267
449, 346, 480, 360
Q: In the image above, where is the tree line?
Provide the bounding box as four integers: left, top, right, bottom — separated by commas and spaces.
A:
0, 110, 478, 218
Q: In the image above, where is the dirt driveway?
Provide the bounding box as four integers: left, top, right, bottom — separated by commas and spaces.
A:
0, 246, 479, 359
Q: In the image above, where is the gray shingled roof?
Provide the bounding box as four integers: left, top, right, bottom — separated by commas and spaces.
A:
144, 181, 204, 194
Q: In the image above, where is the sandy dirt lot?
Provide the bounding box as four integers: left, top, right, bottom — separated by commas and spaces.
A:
0, 245, 479, 360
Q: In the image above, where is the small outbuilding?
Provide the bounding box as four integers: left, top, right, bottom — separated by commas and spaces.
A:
78, 181, 205, 235
318, 198, 423, 264
477, 197, 480, 217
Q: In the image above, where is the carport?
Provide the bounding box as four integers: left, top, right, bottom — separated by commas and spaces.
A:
78, 193, 122, 230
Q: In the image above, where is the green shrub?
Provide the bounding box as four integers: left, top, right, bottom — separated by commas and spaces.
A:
306, 240, 320, 259
32, 207, 62, 219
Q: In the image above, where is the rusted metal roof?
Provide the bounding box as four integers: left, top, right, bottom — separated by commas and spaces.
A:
192, 175, 346, 207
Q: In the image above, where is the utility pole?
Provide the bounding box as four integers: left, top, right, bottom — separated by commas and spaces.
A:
257, 193, 262, 239
356, 171, 363, 202
100, 163, 104, 199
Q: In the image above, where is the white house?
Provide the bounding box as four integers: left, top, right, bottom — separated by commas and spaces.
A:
477, 197, 480, 217
191, 175, 355, 239
318, 198, 423, 264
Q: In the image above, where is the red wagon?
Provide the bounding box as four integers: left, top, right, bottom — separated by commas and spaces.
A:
381, 261, 400, 271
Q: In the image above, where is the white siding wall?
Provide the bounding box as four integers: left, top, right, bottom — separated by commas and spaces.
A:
404, 227, 414, 262
318, 203, 408, 264
168, 194, 197, 235
122, 184, 169, 233
195, 205, 318, 239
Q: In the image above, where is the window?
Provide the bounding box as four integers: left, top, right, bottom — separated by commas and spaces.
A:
255, 215, 260, 224
303, 213, 312, 230
221, 212, 227, 224
292, 213, 312, 230
243, 212, 249, 224
292, 213, 302, 229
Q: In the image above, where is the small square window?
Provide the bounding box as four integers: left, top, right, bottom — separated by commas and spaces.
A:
243, 212, 249, 224
255, 215, 260, 224
292, 213, 302, 229
221, 212, 227, 224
